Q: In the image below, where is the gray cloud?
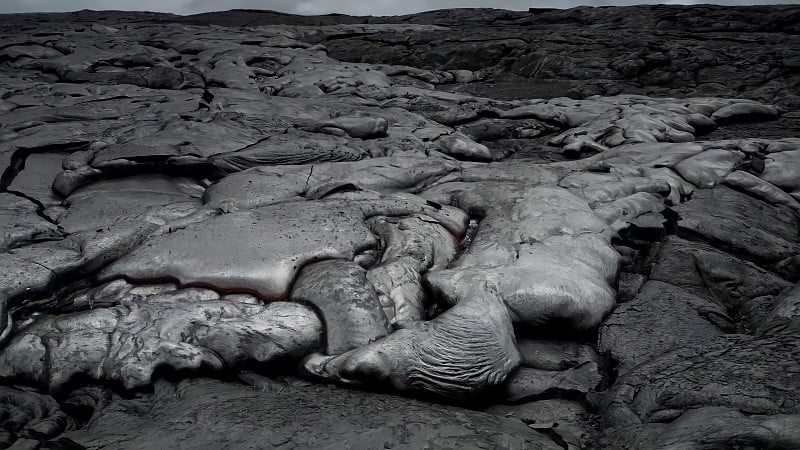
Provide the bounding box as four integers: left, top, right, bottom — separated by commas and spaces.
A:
1, 0, 799, 15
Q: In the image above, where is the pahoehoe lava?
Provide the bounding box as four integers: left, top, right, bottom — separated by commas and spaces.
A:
1, 5, 799, 449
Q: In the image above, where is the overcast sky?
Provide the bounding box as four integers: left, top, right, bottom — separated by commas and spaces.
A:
1, 1, 799, 16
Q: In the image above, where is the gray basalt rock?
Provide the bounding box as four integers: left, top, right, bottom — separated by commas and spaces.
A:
204, 153, 461, 211
424, 184, 620, 331
99, 194, 466, 300
438, 133, 495, 160
711, 102, 781, 124
486, 398, 600, 449
56, 174, 204, 233
673, 185, 800, 268
760, 283, 800, 335
1, 5, 799, 449
302, 282, 520, 400
366, 214, 458, 325
291, 259, 390, 354
0, 193, 63, 252
516, 339, 600, 371
0, 385, 72, 447
762, 149, 800, 194
649, 236, 794, 333
609, 406, 800, 450
0, 288, 322, 390
599, 280, 728, 375
601, 333, 800, 432
63, 376, 561, 449
724, 170, 800, 213
6, 153, 67, 207
99, 200, 378, 300
504, 363, 602, 403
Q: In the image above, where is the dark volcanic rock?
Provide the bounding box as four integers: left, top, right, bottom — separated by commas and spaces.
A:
291, 259, 390, 354
1, 5, 799, 449
673, 185, 800, 274
322, 6, 800, 109
601, 333, 800, 434
64, 375, 561, 449
0, 385, 71, 447
599, 280, 728, 375
486, 398, 601, 449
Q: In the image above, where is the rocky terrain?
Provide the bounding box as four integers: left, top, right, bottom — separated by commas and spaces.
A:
0, 5, 799, 449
